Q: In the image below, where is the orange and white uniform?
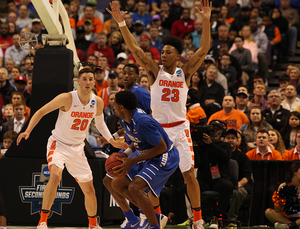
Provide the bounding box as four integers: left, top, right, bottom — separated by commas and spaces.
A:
150, 65, 193, 172
47, 91, 97, 183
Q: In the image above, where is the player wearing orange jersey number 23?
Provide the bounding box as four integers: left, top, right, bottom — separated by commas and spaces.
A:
17, 67, 128, 229
107, 0, 211, 229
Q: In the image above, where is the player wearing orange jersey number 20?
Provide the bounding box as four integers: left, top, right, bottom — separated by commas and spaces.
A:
17, 67, 128, 229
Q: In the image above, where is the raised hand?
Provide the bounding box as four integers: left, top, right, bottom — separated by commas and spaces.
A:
106, 1, 127, 23
17, 132, 30, 146
195, 0, 212, 20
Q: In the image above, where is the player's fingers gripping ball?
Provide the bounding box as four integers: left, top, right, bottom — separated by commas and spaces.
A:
105, 153, 127, 177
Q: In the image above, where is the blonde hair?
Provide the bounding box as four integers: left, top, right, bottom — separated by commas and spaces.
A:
269, 129, 286, 157
288, 66, 300, 85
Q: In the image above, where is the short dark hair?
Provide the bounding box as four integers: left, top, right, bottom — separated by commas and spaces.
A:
79, 67, 95, 78
162, 35, 184, 54
255, 129, 269, 137
286, 162, 300, 183
234, 35, 244, 42
115, 91, 138, 111
188, 88, 200, 104
279, 73, 289, 83
123, 64, 139, 75
253, 74, 266, 83
3, 130, 17, 141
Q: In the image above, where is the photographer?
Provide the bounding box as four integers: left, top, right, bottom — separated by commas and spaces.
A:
195, 120, 234, 223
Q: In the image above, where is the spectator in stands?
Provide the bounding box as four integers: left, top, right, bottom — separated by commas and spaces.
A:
196, 120, 233, 221
280, 111, 300, 150
4, 59, 14, 79
261, 15, 281, 46
282, 130, 300, 160
251, 0, 269, 17
239, 106, 273, 149
2, 130, 17, 154
14, 75, 27, 94
131, 0, 152, 29
278, 73, 289, 89
68, 1, 80, 24
116, 53, 128, 65
159, 0, 173, 31
235, 90, 250, 118
116, 63, 125, 88
248, 83, 268, 111
124, 14, 134, 33
250, 7, 262, 25
7, 11, 18, 25
230, 6, 251, 32
227, 0, 241, 18
31, 18, 45, 42
8, 22, 19, 37
225, 128, 252, 221
203, 56, 228, 95
10, 91, 30, 120
9, 66, 20, 91
170, 9, 195, 39
148, 25, 163, 53
288, 67, 300, 93
203, 66, 225, 118
191, 18, 203, 49
138, 75, 150, 92
108, 31, 123, 57
231, 26, 259, 70
94, 67, 109, 94
83, 19, 97, 43
168, 0, 184, 24
246, 130, 282, 160
97, 70, 123, 108
103, 92, 116, 122
0, 104, 14, 127
186, 88, 207, 128
182, 33, 197, 58
23, 56, 33, 78
268, 129, 287, 158
229, 36, 254, 78
76, 5, 103, 34
212, 25, 233, 49
218, 53, 237, 95
24, 76, 31, 107
151, 14, 170, 41
0, 23, 13, 56
122, 0, 137, 14
219, 5, 235, 27
128, 34, 160, 65
0, 68, 15, 105
249, 18, 269, 81
75, 26, 92, 59
237, 130, 250, 154
5, 34, 28, 67
2, 100, 26, 136
208, 95, 249, 130
279, 0, 299, 56
281, 85, 300, 112
189, 70, 205, 105
210, 10, 223, 40
262, 90, 290, 131
86, 32, 115, 69
132, 20, 150, 45
16, 4, 32, 31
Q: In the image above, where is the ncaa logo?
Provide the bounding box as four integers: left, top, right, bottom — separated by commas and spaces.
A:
42, 166, 50, 177
176, 70, 182, 74
91, 100, 96, 105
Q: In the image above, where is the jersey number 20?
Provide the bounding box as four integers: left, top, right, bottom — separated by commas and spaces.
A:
161, 88, 179, 102
71, 119, 88, 131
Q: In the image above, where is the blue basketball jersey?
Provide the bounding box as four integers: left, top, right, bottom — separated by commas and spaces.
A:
130, 84, 151, 115
120, 108, 173, 155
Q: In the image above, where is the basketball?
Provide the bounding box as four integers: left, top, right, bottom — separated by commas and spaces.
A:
105, 153, 126, 177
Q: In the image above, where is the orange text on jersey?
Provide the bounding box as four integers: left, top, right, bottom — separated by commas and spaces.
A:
159, 80, 184, 88
71, 111, 94, 118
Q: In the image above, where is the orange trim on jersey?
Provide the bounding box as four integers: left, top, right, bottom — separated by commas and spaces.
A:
48, 157, 52, 163
160, 120, 185, 128
187, 138, 192, 143
190, 146, 194, 152
75, 177, 79, 182
47, 151, 54, 158
192, 155, 194, 160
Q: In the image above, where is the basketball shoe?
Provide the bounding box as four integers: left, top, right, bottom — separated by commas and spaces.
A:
140, 212, 149, 229
37, 222, 48, 229
192, 219, 205, 229
89, 216, 103, 229
155, 213, 168, 229
275, 222, 289, 229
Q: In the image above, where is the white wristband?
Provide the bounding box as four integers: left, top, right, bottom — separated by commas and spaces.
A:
113, 132, 120, 140
118, 21, 126, 27
124, 148, 133, 157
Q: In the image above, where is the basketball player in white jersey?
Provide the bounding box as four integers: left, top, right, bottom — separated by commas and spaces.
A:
107, 1, 211, 229
17, 68, 128, 229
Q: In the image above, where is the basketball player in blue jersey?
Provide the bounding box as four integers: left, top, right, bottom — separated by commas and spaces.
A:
111, 90, 179, 229
17, 68, 128, 229
107, 1, 211, 228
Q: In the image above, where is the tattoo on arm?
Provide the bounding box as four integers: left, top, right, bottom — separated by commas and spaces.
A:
190, 53, 206, 69
134, 50, 148, 66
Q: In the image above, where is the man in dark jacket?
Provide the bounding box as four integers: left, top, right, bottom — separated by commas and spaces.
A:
196, 120, 233, 221
0, 68, 16, 105
262, 90, 290, 131
225, 129, 252, 221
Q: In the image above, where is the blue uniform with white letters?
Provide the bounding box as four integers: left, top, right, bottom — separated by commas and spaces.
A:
120, 108, 179, 197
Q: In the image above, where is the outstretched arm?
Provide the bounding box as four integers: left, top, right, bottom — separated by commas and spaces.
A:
182, 0, 212, 82
107, 2, 160, 77
17, 93, 72, 145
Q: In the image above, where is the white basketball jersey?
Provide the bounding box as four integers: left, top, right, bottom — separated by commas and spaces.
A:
150, 65, 188, 124
52, 91, 97, 145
